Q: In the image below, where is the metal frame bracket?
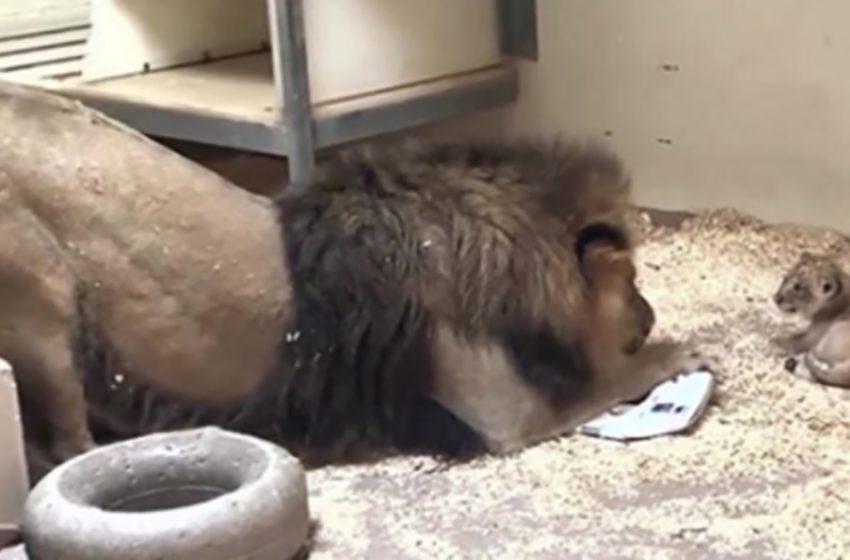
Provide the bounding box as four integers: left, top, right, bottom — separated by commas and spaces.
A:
497, 0, 538, 61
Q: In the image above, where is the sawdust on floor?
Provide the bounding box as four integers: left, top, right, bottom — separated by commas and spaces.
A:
303, 208, 850, 560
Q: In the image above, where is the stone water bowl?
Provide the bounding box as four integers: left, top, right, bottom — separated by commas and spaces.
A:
21, 427, 309, 560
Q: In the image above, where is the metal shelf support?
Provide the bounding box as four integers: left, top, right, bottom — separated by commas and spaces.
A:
43, 0, 533, 192
268, 0, 536, 192
269, 0, 315, 194
498, 0, 538, 61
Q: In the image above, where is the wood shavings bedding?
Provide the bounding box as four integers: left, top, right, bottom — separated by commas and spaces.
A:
303, 208, 850, 560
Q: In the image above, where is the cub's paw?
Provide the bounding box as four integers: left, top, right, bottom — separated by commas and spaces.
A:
770, 332, 806, 355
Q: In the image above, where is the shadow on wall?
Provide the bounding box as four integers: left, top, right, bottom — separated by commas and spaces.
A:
164, 139, 290, 198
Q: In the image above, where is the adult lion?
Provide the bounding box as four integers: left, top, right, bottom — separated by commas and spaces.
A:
0, 82, 701, 476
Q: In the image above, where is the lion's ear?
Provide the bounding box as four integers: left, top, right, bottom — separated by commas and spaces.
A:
574, 222, 630, 263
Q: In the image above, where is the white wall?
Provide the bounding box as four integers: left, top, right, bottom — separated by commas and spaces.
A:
432, 0, 850, 232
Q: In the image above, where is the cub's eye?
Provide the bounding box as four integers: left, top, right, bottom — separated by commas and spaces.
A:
792, 282, 802, 291
823, 282, 834, 294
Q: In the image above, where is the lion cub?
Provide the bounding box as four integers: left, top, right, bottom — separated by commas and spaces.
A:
773, 252, 850, 387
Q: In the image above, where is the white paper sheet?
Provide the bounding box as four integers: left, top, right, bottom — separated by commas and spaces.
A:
580, 370, 715, 441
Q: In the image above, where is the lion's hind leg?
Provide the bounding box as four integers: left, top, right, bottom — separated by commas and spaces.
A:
0, 210, 94, 462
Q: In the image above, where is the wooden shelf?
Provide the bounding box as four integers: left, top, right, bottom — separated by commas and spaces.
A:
63, 52, 277, 122
0, 0, 534, 188
29, 54, 517, 156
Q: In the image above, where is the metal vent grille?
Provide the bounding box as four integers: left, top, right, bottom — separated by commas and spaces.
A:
0, 3, 90, 82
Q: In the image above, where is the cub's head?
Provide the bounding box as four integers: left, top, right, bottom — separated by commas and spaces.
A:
576, 222, 655, 354
774, 252, 846, 319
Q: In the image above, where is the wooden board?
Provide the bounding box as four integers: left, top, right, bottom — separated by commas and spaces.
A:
82, 0, 269, 80
294, 0, 501, 105
76, 52, 275, 121
80, 0, 501, 104
53, 53, 509, 123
